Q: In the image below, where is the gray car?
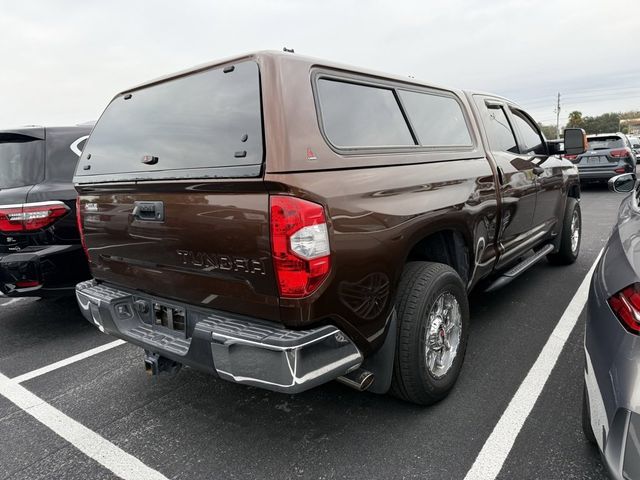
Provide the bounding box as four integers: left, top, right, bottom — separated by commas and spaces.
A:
570, 133, 636, 182
583, 172, 640, 479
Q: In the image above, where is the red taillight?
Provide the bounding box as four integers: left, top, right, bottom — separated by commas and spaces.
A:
270, 196, 331, 298
614, 167, 627, 174
610, 148, 631, 158
564, 154, 577, 160
0, 202, 69, 232
608, 284, 640, 334
15, 280, 41, 288
76, 198, 89, 259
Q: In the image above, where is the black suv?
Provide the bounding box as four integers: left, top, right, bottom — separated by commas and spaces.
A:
568, 132, 637, 182
0, 125, 92, 297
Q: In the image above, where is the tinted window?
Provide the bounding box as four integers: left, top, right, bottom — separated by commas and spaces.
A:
0, 136, 44, 189
78, 61, 263, 177
46, 131, 88, 182
587, 136, 625, 150
317, 79, 415, 148
484, 105, 518, 153
399, 90, 472, 146
510, 109, 546, 155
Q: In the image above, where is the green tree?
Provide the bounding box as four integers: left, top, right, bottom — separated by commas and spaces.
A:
538, 123, 558, 139
566, 111, 584, 128
582, 113, 620, 134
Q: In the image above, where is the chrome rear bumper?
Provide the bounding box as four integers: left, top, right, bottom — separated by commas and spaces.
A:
75, 280, 362, 393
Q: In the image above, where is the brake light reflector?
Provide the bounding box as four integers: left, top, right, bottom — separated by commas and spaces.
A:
610, 148, 631, 158
608, 284, 640, 334
270, 196, 331, 298
0, 202, 69, 232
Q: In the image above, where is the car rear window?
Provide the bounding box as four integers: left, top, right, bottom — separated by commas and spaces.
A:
77, 60, 263, 178
398, 90, 472, 146
316, 79, 416, 148
587, 136, 625, 150
0, 135, 44, 189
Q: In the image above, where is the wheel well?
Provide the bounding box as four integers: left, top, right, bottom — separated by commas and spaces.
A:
568, 184, 580, 199
406, 230, 470, 284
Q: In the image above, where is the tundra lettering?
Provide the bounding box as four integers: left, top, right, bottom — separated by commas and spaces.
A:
176, 250, 266, 275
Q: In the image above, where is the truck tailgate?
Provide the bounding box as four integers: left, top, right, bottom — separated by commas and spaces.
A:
78, 181, 280, 320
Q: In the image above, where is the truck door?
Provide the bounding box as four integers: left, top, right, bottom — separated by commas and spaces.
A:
472, 96, 538, 268
507, 107, 564, 240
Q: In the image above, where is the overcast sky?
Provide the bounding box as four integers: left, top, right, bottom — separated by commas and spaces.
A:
1, 0, 639, 130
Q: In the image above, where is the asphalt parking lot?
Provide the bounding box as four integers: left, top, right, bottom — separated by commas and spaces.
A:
0, 184, 623, 480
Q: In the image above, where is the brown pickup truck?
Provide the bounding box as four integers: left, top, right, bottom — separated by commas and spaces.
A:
74, 51, 586, 405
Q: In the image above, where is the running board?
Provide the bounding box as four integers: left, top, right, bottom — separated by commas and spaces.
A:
485, 244, 555, 293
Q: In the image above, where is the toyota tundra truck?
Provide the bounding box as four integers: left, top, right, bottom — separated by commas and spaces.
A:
73, 51, 586, 405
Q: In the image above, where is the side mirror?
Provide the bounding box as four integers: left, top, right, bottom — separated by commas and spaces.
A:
564, 128, 587, 155
608, 173, 637, 193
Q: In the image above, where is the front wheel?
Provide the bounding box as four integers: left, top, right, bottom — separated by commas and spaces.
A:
390, 262, 470, 405
548, 197, 581, 265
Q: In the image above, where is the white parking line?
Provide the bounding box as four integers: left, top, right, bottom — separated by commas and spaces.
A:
464, 251, 603, 480
12, 340, 126, 384
0, 372, 168, 480
1, 298, 23, 307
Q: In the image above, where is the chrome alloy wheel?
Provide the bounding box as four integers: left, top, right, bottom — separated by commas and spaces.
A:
570, 209, 580, 254
425, 292, 462, 378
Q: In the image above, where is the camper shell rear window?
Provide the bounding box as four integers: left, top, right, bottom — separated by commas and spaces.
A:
76, 60, 263, 180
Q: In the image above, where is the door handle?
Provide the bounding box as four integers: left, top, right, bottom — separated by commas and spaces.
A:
132, 201, 164, 221
532, 166, 544, 176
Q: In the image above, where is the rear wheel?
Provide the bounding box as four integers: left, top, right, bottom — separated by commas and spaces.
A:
548, 197, 581, 265
582, 383, 597, 444
390, 262, 469, 405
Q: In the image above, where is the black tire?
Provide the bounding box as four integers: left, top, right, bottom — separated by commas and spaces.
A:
390, 262, 470, 405
582, 383, 597, 444
548, 197, 581, 265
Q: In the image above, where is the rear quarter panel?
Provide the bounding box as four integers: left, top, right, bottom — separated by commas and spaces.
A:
260, 54, 499, 352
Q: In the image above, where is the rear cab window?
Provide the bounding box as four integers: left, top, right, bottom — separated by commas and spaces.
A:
0, 133, 44, 189
76, 60, 263, 181
314, 75, 473, 152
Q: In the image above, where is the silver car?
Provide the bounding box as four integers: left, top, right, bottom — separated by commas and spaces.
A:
583, 172, 640, 479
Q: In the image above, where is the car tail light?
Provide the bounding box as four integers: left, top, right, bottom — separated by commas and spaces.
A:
76, 198, 89, 259
608, 284, 640, 334
0, 201, 69, 232
610, 148, 631, 158
615, 167, 627, 174
270, 196, 331, 298
15, 280, 41, 288
564, 154, 577, 160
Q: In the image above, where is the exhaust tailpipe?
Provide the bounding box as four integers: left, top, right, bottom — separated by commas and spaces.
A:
337, 368, 375, 391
